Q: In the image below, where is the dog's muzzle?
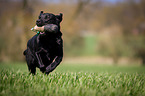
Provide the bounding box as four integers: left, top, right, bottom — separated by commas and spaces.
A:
36, 19, 44, 27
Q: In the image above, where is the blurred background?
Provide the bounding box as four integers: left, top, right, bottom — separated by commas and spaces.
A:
0, 0, 145, 66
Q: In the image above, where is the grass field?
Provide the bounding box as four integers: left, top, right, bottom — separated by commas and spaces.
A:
0, 62, 145, 96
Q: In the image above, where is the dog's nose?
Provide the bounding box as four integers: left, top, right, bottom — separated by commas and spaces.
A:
36, 19, 43, 27
36, 19, 41, 23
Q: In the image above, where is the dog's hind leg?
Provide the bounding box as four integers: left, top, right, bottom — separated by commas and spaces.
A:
25, 57, 36, 75
28, 65, 36, 75
26, 56, 36, 75
25, 48, 37, 75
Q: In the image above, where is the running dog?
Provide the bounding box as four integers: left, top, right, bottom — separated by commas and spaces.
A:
23, 11, 63, 75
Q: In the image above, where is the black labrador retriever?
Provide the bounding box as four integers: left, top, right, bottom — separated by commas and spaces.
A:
23, 11, 63, 75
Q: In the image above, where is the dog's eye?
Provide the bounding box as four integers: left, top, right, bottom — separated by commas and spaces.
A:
39, 16, 41, 19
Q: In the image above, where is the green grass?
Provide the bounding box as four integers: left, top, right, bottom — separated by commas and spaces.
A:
0, 62, 145, 96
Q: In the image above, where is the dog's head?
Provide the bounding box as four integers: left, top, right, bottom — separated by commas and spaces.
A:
36, 11, 63, 27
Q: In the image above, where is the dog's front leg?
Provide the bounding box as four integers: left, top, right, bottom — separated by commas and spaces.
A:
35, 48, 48, 68
45, 56, 63, 74
35, 53, 45, 68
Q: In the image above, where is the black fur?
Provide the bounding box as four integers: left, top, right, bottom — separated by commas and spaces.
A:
23, 11, 63, 75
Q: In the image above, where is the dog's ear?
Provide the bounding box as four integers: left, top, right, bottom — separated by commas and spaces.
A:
56, 13, 63, 23
40, 11, 43, 16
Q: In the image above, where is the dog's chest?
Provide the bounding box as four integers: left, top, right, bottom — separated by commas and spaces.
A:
38, 38, 57, 52
41, 40, 55, 48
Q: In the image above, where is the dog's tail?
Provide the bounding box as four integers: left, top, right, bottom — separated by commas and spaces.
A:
23, 49, 27, 55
